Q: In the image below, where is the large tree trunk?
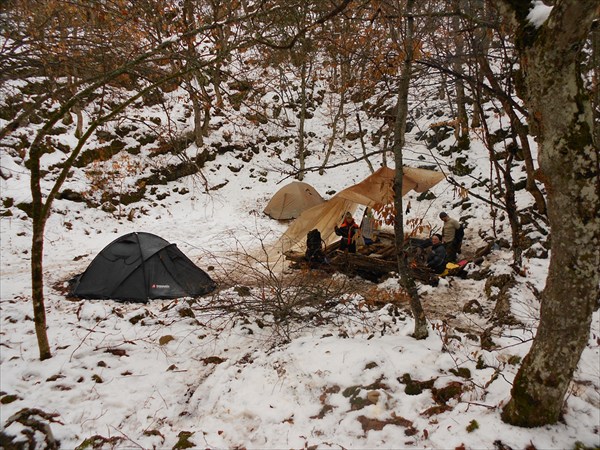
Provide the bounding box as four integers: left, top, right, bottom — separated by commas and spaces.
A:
500, 0, 600, 427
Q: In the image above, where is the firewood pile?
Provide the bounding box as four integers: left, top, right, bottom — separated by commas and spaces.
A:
284, 231, 439, 285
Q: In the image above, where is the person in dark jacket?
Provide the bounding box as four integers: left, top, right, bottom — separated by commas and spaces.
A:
427, 234, 447, 274
334, 212, 361, 253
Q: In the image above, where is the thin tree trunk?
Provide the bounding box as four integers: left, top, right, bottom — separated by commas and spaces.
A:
183, 0, 211, 147
199, 83, 212, 137
592, 20, 599, 147
452, 0, 469, 148
468, 0, 488, 129
477, 55, 547, 214
502, 150, 522, 268
298, 61, 308, 181
381, 126, 390, 167
30, 145, 51, 360
500, 0, 600, 427
438, 73, 446, 100
73, 105, 84, 139
191, 90, 204, 147
389, 0, 427, 340
475, 92, 523, 267
211, 43, 225, 108
320, 92, 345, 175
356, 113, 374, 173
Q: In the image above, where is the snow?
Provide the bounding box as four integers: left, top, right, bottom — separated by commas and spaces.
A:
527, 1, 554, 28
1, 84, 599, 450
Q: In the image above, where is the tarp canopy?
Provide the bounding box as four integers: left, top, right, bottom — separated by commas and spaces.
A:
264, 181, 325, 219
274, 166, 444, 254
71, 232, 216, 302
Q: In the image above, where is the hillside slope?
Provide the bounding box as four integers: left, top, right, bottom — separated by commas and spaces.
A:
1, 64, 598, 449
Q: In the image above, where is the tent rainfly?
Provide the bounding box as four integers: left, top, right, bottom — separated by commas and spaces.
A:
275, 166, 445, 254
71, 232, 216, 302
263, 181, 325, 220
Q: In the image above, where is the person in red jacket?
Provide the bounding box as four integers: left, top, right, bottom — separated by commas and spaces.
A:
334, 212, 361, 253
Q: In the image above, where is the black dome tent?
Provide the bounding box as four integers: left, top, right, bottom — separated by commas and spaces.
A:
71, 232, 216, 302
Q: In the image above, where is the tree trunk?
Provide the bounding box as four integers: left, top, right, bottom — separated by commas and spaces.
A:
468, 0, 489, 129
452, 0, 469, 148
29, 145, 51, 360
356, 113, 374, 173
592, 20, 600, 147
297, 61, 308, 181
191, 91, 204, 147
31, 221, 51, 360
389, 0, 428, 340
320, 91, 345, 175
500, 0, 600, 427
502, 151, 522, 267
477, 54, 547, 215
381, 126, 390, 167
474, 91, 523, 267
183, 0, 211, 147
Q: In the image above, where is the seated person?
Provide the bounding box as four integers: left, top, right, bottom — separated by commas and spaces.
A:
305, 229, 325, 264
426, 234, 447, 274
334, 212, 361, 253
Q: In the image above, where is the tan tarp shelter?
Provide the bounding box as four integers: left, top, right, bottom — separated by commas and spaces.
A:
274, 166, 445, 254
264, 181, 325, 220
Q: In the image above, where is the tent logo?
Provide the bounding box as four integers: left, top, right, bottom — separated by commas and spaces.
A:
152, 284, 170, 289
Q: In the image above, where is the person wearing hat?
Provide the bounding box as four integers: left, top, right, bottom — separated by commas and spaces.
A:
439, 212, 461, 262
334, 212, 361, 253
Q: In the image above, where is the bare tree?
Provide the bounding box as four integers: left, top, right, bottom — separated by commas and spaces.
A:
1, 0, 255, 359
383, 0, 428, 339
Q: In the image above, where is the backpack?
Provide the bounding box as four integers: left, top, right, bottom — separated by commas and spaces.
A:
453, 224, 465, 254
305, 229, 325, 264
454, 224, 465, 245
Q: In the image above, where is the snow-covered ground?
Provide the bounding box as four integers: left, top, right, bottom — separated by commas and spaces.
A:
1, 78, 599, 449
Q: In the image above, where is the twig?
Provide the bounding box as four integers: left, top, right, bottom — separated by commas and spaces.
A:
110, 426, 144, 449
463, 401, 496, 410
70, 323, 102, 362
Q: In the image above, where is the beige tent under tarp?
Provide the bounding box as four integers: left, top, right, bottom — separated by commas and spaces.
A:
274, 166, 445, 254
264, 181, 325, 220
